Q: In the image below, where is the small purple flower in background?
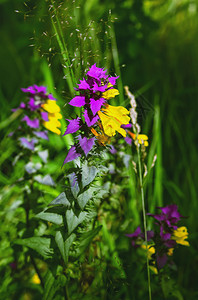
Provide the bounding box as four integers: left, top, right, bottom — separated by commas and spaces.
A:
126, 205, 189, 272
147, 204, 183, 239
126, 226, 154, 248
19, 137, 38, 151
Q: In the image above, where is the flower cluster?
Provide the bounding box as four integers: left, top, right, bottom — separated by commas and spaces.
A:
126, 204, 189, 272
63, 64, 131, 164
12, 85, 62, 151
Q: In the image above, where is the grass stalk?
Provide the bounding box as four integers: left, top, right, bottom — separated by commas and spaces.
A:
108, 10, 124, 106
137, 144, 152, 300
50, 1, 76, 95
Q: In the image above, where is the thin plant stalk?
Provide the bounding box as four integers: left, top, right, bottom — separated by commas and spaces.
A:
108, 10, 124, 106
136, 144, 152, 300
50, 2, 76, 95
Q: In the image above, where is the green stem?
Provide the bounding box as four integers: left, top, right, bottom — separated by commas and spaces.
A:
137, 145, 152, 300
50, 1, 76, 95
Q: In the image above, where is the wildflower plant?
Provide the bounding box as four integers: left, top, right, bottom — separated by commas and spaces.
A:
126, 204, 189, 273
7, 85, 63, 291
63, 63, 130, 164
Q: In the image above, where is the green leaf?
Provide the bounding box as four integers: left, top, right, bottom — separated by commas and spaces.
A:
43, 270, 58, 300
14, 237, 53, 259
48, 192, 71, 207
75, 226, 102, 257
35, 210, 63, 225
161, 274, 183, 299
55, 231, 76, 263
68, 172, 79, 198
77, 187, 95, 209
66, 209, 87, 235
81, 161, 98, 188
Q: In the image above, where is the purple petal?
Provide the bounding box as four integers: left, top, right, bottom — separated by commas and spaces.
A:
86, 64, 108, 80
22, 116, 40, 129
93, 82, 107, 92
125, 226, 142, 238
77, 78, 90, 90
63, 117, 81, 135
125, 136, 132, 145
28, 98, 41, 111
121, 124, 132, 129
20, 102, 26, 109
108, 76, 119, 86
48, 94, 56, 100
68, 172, 78, 188
41, 111, 49, 121
33, 131, 49, 140
19, 137, 37, 151
147, 230, 155, 241
69, 96, 86, 107
83, 109, 99, 127
63, 146, 81, 164
90, 97, 105, 115
109, 145, 117, 154
157, 254, 167, 270
78, 135, 95, 156
164, 240, 176, 248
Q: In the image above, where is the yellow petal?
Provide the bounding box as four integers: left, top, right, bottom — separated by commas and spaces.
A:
32, 274, 41, 284
43, 119, 61, 135
41, 100, 61, 113
102, 89, 119, 100
98, 111, 127, 137
167, 248, 174, 256
172, 226, 190, 246
103, 104, 130, 125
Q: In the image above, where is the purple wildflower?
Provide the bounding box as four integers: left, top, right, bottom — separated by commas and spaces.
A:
126, 226, 154, 248
33, 131, 49, 140
68, 96, 86, 107
147, 204, 182, 231
19, 137, 37, 151
86, 63, 108, 80
83, 110, 99, 127
64, 146, 81, 164
63, 117, 82, 135
41, 111, 49, 122
22, 116, 40, 129
78, 135, 95, 156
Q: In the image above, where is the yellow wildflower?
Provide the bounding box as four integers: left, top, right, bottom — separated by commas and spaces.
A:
141, 244, 155, 260
32, 273, 41, 284
167, 248, 174, 256
41, 100, 62, 135
41, 99, 60, 113
172, 226, 190, 246
98, 104, 130, 137
128, 131, 149, 147
102, 88, 119, 100
141, 244, 158, 274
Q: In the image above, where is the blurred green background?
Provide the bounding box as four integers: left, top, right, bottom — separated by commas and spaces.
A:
0, 0, 198, 298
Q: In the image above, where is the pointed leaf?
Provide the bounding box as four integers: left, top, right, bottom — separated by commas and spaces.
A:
77, 187, 95, 209
35, 210, 63, 225
81, 161, 98, 188
66, 209, 87, 235
75, 226, 102, 257
55, 231, 76, 264
43, 270, 58, 300
14, 237, 53, 259
48, 192, 70, 207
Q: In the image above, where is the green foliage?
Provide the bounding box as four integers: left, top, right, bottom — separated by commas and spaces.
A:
0, 0, 197, 298
14, 237, 54, 259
